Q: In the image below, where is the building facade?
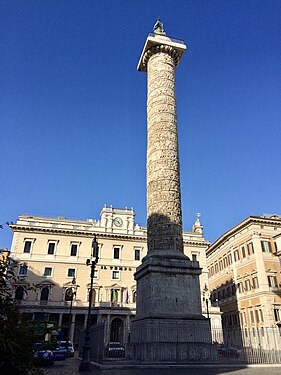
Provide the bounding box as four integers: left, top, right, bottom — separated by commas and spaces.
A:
10, 206, 219, 346
206, 215, 281, 335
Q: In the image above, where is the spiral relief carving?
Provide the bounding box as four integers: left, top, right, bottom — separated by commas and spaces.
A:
146, 46, 183, 253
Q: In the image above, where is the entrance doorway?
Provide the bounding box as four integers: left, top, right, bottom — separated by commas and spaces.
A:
110, 318, 123, 343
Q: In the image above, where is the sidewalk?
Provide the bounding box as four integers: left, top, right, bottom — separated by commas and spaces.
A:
42, 354, 281, 375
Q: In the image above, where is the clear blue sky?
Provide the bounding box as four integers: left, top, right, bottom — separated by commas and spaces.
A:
1, 1, 280, 249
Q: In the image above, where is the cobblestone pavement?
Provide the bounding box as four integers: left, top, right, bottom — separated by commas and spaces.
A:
42, 354, 281, 375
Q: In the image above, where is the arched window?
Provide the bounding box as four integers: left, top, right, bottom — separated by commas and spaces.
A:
40, 287, 49, 301
15, 286, 24, 300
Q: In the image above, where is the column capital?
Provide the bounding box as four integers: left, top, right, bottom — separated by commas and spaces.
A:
141, 44, 180, 71
137, 33, 186, 72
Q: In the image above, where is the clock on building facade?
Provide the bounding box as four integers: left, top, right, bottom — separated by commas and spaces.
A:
113, 217, 123, 227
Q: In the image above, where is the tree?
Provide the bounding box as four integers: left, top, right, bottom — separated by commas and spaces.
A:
0, 256, 42, 374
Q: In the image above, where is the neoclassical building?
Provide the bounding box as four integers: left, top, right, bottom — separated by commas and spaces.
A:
10, 205, 219, 346
207, 215, 281, 334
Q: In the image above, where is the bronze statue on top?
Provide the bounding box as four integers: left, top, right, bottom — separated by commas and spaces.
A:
153, 18, 166, 35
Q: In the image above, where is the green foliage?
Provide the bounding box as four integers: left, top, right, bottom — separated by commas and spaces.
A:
0, 256, 43, 375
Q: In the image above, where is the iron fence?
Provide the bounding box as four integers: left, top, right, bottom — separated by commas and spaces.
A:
81, 324, 281, 365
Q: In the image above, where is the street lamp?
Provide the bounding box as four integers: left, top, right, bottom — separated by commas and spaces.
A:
203, 284, 211, 328
66, 277, 77, 342
79, 235, 99, 372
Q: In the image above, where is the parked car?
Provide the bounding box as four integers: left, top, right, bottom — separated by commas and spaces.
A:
33, 349, 54, 366
56, 340, 75, 357
218, 344, 241, 358
33, 341, 66, 365
105, 342, 125, 358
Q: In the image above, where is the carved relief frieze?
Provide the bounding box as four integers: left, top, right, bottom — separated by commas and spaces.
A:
146, 42, 183, 253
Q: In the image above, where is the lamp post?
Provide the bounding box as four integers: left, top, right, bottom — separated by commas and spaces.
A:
66, 277, 77, 342
79, 235, 99, 372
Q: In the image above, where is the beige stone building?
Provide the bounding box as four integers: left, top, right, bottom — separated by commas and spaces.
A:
9, 206, 219, 346
206, 215, 281, 335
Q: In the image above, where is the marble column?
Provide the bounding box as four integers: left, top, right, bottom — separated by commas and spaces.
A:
130, 22, 212, 362
146, 43, 183, 255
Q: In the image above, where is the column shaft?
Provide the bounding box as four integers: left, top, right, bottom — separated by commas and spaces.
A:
147, 49, 183, 253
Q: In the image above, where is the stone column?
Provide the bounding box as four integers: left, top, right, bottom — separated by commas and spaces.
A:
69, 314, 76, 343
58, 314, 63, 331
145, 44, 183, 254
131, 25, 212, 362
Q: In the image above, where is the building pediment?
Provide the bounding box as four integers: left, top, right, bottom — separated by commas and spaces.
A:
35, 280, 55, 288
105, 283, 122, 289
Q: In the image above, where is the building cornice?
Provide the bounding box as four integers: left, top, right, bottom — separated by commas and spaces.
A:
10, 224, 209, 246
9, 224, 147, 242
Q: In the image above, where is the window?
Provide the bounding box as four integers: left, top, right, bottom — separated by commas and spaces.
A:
23, 241, 32, 253
274, 308, 281, 322
19, 265, 28, 276
192, 253, 198, 262
250, 310, 255, 324
44, 267, 52, 277
47, 242, 56, 255
113, 247, 120, 259
245, 279, 251, 291
65, 288, 75, 302
241, 246, 246, 258
223, 257, 228, 268
247, 242, 254, 255
134, 248, 141, 261
215, 263, 218, 273
67, 268, 76, 278
111, 289, 118, 303
15, 286, 25, 300
234, 249, 240, 262
241, 311, 246, 325
268, 275, 277, 288
228, 253, 233, 265
252, 277, 259, 289
87, 289, 96, 306
112, 271, 120, 280
238, 282, 243, 293
70, 244, 78, 256
40, 287, 49, 301
261, 240, 272, 253
219, 259, 223, 270
258, 309, 264, 323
